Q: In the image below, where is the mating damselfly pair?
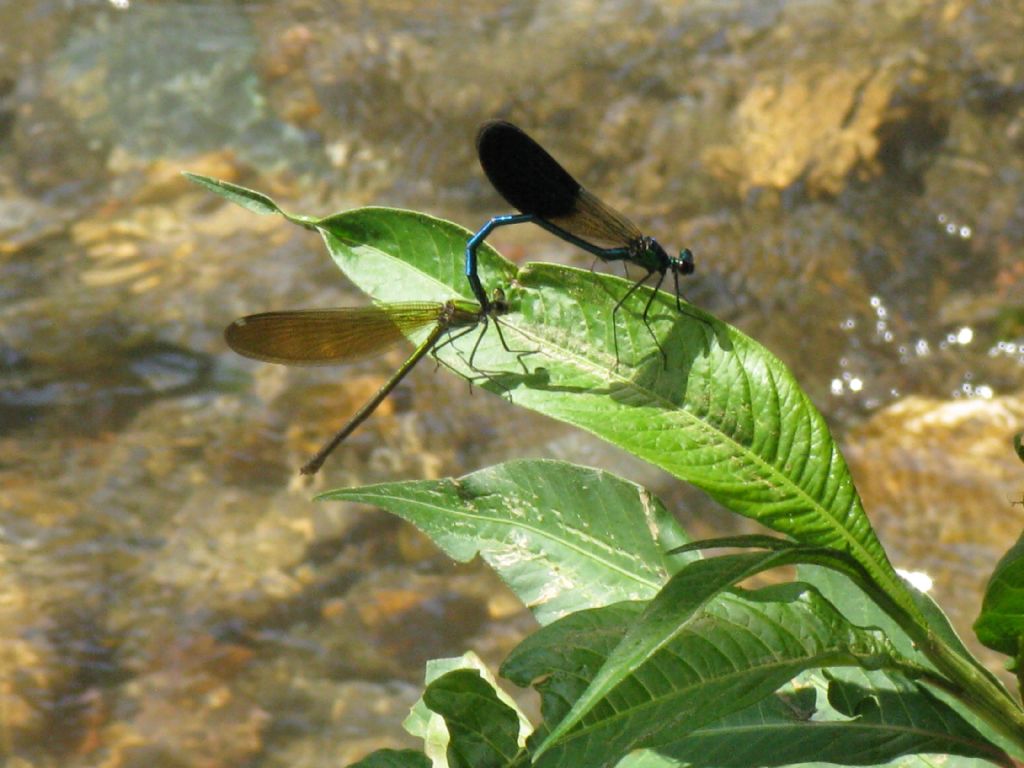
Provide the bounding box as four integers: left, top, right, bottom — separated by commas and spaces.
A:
223, 121, 698, 474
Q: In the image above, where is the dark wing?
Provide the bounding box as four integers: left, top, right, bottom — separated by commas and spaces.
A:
476, 120, 642, 250
224, 303, 445, 365
477, 120, 580, 218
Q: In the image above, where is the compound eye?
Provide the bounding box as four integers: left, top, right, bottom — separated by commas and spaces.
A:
679, 248, 696, 274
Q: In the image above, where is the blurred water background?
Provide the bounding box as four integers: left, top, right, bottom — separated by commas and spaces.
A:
1, 0, 1022, 765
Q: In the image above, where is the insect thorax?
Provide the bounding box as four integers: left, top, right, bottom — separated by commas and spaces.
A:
630, 236, 671, 273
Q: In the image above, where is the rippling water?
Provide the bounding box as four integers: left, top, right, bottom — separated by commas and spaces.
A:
1, 1, 1022, 765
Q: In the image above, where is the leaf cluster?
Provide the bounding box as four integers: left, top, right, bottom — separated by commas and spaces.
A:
187, 173, 1024, 768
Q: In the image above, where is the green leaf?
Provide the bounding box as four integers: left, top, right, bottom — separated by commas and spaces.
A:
803, 564, 937, 654
500, 601, 647, 732
310, 207, 912, 624
613, 752, 684, 768
183, 172, 282, 215
799, 563, 1013, 699
668, 668, 1008, 767
801, 563, 1022, 759
316, 207, 517, 305
503, 598, 1007, 768
404, 652, 531, 766
422, 669, 524, 768
676, 668, 1010, 768
531, 551, 909, 765
667, 533, 797, 555
346, 749, 431, 768
183, 172, 317, 225
975, 531, 1024, 658
698, 542, 1007, 698
515, 260, 903, 601
321, 460, 692, 624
